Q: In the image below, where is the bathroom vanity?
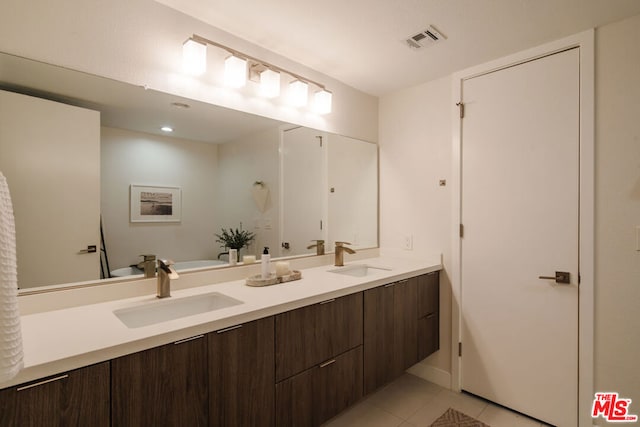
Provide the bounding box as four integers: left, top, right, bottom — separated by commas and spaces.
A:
0, 256, 440, 426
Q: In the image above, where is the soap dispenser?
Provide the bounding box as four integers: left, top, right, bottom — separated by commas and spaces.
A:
261, 247, 271, 279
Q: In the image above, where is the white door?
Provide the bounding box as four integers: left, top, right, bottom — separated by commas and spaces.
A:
281, 127, 326, 257
0, 90, 100, 288
460, 49, 579, 426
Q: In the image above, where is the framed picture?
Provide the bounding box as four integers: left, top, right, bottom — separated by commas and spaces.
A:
130, 185, 181, 223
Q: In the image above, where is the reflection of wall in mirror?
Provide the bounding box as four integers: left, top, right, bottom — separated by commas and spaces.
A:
102, 125, 283, 271
101, 127, 218, 271
216, 127, 280, 257
327, 135, 378, 249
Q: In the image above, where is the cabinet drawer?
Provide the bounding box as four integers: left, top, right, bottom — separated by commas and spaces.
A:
275, 292, 363, 381
418, 272, 439, 317
418, 312, 439, 360
275, 346, 363, 427
0, 362, 110, 427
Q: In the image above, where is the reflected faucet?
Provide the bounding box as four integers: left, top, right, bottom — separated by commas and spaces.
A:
138, 254, 156, 278
307, 239, 325, 256
334, 242, 356, 267
157, 259, 179, 298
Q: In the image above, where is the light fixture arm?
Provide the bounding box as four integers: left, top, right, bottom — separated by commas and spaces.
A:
190, 34, 326, 90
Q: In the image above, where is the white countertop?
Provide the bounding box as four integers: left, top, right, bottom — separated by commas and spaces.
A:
3, 255, 441, 389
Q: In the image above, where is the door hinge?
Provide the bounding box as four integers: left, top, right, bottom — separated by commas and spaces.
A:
456, 102, 465, 119
458, 342, 462, 357
320, 220, 323, 230
459, 224, 464, 238
316, 135, 323, 147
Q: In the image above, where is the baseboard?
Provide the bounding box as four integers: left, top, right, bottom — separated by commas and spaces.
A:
407, 362, 451, 389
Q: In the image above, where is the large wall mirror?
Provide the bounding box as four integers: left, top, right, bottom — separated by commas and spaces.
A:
0, 52, 378, 291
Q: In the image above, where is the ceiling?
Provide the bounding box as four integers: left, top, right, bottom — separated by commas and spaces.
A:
0, 52, 286, 144
155, 0, 640, 95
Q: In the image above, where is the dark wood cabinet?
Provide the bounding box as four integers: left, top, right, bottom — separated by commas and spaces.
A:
111, 334, 208, 427
209, 316, 275, 427
275, 292, 362, 382
275, 346, 363, 427
4, 268, 439, 427
417, 271, 440, 359
275, 293, 364, 426
0, 362, 110, 427
364, 277, 418, 394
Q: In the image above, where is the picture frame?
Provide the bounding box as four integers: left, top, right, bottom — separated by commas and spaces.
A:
130, 185, 181, 223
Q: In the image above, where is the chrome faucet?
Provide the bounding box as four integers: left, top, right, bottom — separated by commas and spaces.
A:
138, 254, 156, 278
334, 242, 356, 267
307, 239, 325, 256
157, 259, 179, 298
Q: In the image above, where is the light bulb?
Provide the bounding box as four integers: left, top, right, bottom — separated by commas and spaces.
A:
182, 39, 207, 76
224, 55, 247, 88
288, 80, 308, 107
313, 90, 332, 114
259, 69, 280, 98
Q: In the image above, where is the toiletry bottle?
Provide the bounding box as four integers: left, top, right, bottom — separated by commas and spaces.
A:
228, 249, 237, 266
261, 247, 270, 279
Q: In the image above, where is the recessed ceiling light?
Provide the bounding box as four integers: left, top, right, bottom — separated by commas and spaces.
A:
161, 126, 173, 132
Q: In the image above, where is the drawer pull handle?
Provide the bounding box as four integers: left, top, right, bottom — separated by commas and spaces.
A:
384, 283, 395, 288
319, 359, 336, 368
174, 334, 204, 344
217, 325, 243, 334
17, 374, 69, 391
426, 313, 437, 319
319, 298, 335, 305
397, 279, 409, 284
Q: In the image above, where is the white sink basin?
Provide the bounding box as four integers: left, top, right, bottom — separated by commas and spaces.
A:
114, 292, 243, 328
328, 264, 392, 277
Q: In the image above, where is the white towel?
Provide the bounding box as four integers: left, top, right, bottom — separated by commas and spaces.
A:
0, 172, 23, 383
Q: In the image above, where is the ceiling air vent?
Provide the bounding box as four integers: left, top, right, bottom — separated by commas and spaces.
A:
405, 26, 446, 50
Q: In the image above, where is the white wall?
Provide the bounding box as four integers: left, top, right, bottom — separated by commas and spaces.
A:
0, 0, 377, 143
379, 13, 640, 405
594, 13, 640, 413
101, 127, 218, 270
379, 75, 453, 381
216, 127, 281, 258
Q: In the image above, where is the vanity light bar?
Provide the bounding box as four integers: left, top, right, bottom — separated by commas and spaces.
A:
183, 34, 331, 113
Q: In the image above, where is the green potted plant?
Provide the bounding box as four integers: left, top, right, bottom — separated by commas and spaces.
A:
215, 225, 256, 261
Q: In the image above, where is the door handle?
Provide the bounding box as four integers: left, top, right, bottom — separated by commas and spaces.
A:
539, 271, 570, 284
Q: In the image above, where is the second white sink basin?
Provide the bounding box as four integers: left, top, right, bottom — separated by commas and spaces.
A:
114, 292, 243, 328
329, 264, 392, 277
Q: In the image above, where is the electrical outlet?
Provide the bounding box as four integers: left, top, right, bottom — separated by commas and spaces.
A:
403, 235, 413, 250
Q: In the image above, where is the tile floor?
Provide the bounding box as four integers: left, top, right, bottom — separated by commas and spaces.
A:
323, 373, 551, 427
